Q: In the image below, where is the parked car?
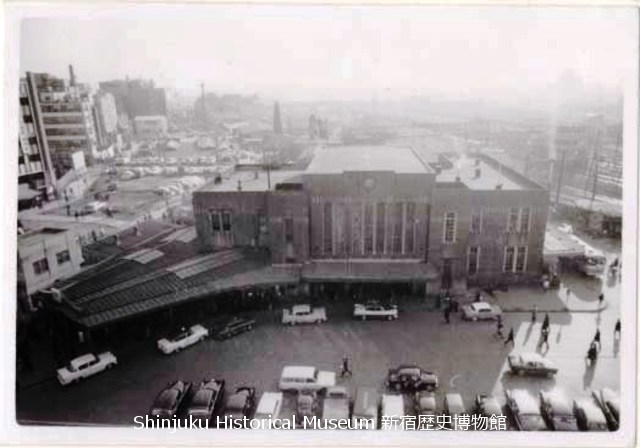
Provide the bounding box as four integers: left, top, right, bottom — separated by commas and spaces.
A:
353, 301, 398, 321
150, 380, 192, 418
505, 389, 548, 431
297, 390, 319, 418
592, 388, 620, 431
322, 386, 350, 421
414, 391, 437, 415
82, 201, 107, 215
381, 394, 405, 430
278, 365, 336, 393
475, 394, 503, 418
187, 379, 225, 422
216, 317, 255, 340
574, 398, 609, 431
461, 302, 502, 321
443, 393, 466, 429
539, 390, 578, 431
386, 365, 438, 392
352, 387, 379, 430
254, 392, 283, 423
223, 387, 257, 419
157, 324, 209, 355
57, 352, 117, 385
282, 304, 327, 325
507, 353, 558, 377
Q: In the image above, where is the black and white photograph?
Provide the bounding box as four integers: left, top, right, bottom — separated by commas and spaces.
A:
2, 2, 638, 446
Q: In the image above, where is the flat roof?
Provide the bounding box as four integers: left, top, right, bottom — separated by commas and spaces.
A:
305, 146, 431, 174
197, 170, 304, 193
436, 157, 523, 191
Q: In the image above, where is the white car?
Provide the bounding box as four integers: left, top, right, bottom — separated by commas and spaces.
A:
322, 386, 350, 421
279, 365, 336, 392
157, 324, 209, 355
282, 304, 327, 325
461, 302, 503, 321
354, 302, 398, 320
56, 352, 117, 385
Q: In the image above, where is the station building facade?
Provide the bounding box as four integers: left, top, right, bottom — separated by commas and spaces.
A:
193, 146, 549, 296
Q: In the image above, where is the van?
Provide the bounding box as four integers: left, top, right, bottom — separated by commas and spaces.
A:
352, 387, 380, 430
381, 394, 405, 430
254, 392, 283, 422
278, 365, 335, 393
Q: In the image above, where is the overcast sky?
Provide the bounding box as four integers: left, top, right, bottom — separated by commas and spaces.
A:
18, 5, 637, 101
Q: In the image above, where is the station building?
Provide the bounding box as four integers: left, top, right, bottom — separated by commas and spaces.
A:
193, 146, 550, 297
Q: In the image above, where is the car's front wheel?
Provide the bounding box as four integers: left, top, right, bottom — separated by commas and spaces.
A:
387, 315, 393, 321
517, 369, 524, 376
472, 316, 478, 322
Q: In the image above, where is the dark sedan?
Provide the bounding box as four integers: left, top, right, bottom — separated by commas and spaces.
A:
222, 387, 257, 420
149, 380, 192, 418
216, 317, 256, 340
386, 365, 438, 392
186, 379, 226, 423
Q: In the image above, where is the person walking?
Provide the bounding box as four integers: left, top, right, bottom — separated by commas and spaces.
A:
504, 328, 515, 346
598, 292, 604, 307
341, 356, 352, 378
594, 329, 601, 350
496, 317, 504, 339
444, 305, 451, 324
540, 328, 550, 350
614, 319, 621, 340
542, 313, 550, 332
531, 305, 538, 323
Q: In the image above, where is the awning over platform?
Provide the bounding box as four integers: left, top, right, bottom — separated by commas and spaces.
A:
301, 260, 439, 282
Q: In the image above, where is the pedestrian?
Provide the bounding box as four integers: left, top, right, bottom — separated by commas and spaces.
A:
542, 313, 550, 330
594, 329, 601, 350
341, 356, 352, 377
504, 328, 515, 346
598, 292, 604, 307
540, 329, 550, 350
614, 319, 621, 339
444, 306, 451, 324
531, 305, 538, 323
496, 319, 504, 339
475, 291, 482, 302
74, 210, 79, 220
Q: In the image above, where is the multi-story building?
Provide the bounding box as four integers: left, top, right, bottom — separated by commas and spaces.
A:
93, 91, 120, 152
17, 227, 84, 314
193, 146, 549, 295
22, 71, 99, 179
99, 78, 167, 120
134, 115, 168, 140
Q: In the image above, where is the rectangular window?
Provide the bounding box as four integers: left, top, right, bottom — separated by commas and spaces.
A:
33, 258, 49, 276
503, 247, 515, 273
405, 202, 415, 254
520, 207, 531, 234
376, 202, 386, 254
468, 246, 480, 276
443, 212, 456, 243
221, 211, 232, 232
364, 203, 374, 255
515, 246, 527, 273
56, 250, 71, 265
508, 208, 519, 233
211, 212, 221, 232
284, 218, 294, 243
323, 202, 333, 255
470, 210, 482, 234
392, 202, 403, 254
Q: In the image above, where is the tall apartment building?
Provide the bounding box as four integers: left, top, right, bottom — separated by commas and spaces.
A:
99, 78, 167, 120
93, 91, 120, 150
22, 71, 99, 178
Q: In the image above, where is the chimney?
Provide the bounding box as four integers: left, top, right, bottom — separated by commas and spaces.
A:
69, 64, 76, 86
474, 168, 481, 178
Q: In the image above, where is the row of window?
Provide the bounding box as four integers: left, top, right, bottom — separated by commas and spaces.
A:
465, 245, 528, 276
209, 211, 232, 233
31, 250, 71, 276
443, 207, 532, 243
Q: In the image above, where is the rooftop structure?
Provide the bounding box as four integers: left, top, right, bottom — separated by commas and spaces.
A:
436, 155, 524, 191
198, 170, 304, 193
305, 146, 431, 174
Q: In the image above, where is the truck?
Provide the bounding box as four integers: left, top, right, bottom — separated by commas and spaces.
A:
282, 304, 327, 325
